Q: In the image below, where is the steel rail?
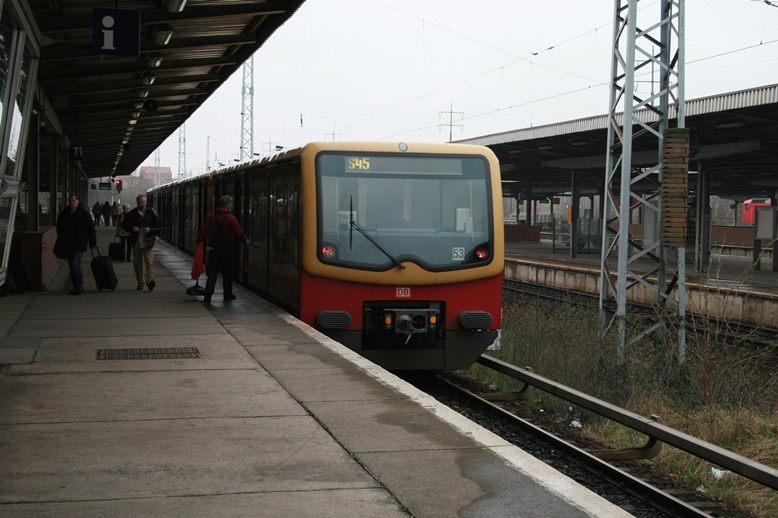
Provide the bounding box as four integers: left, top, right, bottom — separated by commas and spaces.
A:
438, 376, 711, 517
478, 354, 778, 490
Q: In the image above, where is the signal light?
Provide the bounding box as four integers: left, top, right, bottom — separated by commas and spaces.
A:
474, 247, 489, 260
321, 245, 336, 259
115, 179, 123, 192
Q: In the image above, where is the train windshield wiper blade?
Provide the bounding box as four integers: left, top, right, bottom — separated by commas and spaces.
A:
350, 219, 405, 270
349, 195, 404, 269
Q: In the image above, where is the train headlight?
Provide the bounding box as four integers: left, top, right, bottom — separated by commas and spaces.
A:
321, 244, 337, 259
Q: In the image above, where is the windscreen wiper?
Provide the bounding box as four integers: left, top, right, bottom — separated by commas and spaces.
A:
349, 196, 405, 269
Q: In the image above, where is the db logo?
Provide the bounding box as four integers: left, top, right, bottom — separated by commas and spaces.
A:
395, 287, 411, 298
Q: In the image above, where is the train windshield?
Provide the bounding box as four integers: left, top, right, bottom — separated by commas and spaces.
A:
317, 152, 493, 271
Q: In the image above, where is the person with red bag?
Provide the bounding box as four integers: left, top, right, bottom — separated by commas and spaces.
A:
196, 195, 248, 303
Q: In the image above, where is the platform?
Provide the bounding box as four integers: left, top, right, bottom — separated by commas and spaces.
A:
0, 227, 629, 517
506, 240, 777, 289
504, 239, 778, 329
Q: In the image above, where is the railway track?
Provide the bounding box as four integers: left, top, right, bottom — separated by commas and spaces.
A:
434, 376, 721, 517
405, 358, 777, 517
503, 278, 778, 350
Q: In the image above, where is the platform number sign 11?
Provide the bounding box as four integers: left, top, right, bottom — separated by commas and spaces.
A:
69, 145, 84, 160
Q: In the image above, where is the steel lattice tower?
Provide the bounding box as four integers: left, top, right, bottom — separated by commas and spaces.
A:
206, 136, 210, 172
178, 123, 186, 178
600, 0, 687, 362
155, 149, 160, 187
240, 56, 254, 161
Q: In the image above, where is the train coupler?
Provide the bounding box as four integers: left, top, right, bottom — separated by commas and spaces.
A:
383, 308, 439, 344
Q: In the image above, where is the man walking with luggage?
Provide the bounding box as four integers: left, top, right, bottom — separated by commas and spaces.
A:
196, 195, 248, 303
122, 195, 162, 291
56, 194, 96, 295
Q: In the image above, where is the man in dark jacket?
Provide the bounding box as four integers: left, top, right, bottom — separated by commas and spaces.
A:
196, 195, 248, 303
56, 193, 97, 295
102, 200, 112, 226
121, 194, 162, 291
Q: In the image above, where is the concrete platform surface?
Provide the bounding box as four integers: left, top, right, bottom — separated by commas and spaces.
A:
0, 227, 631, 517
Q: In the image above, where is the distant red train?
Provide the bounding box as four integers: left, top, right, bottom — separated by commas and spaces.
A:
742, 198, 771, 225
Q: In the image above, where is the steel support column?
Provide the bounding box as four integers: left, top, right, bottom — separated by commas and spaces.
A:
600, 0, 687, 363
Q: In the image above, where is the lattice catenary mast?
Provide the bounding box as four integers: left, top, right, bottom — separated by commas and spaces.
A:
154, 149, 160, 187
240, 56, 254, 161
178, 123, 186, 178
600, 0, 688, 362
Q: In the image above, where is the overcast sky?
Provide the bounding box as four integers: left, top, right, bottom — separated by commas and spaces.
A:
140, 0, 778, 177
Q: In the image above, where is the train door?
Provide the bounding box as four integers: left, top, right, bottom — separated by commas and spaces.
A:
238, 173, 251, 285
196, 182, 206, 234
158, 191, 172, 244
232, 173, 244, 284
182, 185, 190, 251
245, 171, 269, 294
195, 183, 205, 248
187, 184, 197, 251
168, 191, 175, 244
267, 166, 301, 312
177, 188, 187, 249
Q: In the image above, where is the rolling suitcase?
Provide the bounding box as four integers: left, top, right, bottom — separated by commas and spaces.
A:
90, 247, 118, 291
109, 237, 124, 261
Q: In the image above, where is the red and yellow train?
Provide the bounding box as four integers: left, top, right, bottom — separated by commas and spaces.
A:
149, 141, 503, 370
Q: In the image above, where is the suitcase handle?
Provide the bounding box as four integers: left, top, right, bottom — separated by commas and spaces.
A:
89, 246, 101, 258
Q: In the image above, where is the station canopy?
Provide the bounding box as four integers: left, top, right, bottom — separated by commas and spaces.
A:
25, 2, 778, 196
28, 0, 306, 179
459, 84, 778, 200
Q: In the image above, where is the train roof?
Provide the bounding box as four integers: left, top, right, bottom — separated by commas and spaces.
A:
148, 141, 497, 192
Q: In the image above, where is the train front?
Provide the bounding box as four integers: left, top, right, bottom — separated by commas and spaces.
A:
300, 142, 504, 371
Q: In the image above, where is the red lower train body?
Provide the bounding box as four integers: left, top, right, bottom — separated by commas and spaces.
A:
300, 272, 502, 370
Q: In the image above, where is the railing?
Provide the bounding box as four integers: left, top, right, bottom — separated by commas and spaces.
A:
545, 217, 602, 253
478, 354, 778, 490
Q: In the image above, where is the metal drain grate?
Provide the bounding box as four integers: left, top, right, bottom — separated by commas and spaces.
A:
97, 347, 201, 360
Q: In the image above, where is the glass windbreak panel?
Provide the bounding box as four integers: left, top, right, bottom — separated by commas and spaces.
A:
0, 198, 13, 262
317, 153, 492, 271
6, 39, 33, 166
0, 14, 13, 129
